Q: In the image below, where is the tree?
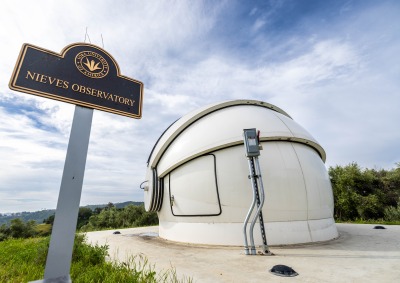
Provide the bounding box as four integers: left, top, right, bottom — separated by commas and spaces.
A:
43, 214, 55, 225
329, 162, 400, 221
77, 207, 93, 229
106, 202, 115, 210
93, 207, 103, 214
0, 224, 10, 241
384, 202, 400, 221
80, 204, 158, 231
9, 218, 37, 238
329, 163, 361, 220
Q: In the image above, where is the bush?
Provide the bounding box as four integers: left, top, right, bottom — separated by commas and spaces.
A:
72, 234, 108, 265
384, 204, 400, 222
329, 162, 400, 222
81, 204, 158, 231
0, 218, 39, 241
357, 194, 383, 219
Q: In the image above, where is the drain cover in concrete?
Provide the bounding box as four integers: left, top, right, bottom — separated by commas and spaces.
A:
270, 265, 298, 277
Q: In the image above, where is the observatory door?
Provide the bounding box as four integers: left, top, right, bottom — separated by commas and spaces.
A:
168, 154, 222, 216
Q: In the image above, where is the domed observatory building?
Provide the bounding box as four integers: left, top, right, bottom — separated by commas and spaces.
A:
143, 100, 338, 246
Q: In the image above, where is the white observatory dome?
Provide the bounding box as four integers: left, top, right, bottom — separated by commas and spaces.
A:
143, 100, 338, 245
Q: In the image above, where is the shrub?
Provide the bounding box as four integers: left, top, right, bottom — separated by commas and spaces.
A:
384, 204, 400, 222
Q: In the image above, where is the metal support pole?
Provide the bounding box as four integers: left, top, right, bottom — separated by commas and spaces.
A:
248, 157, 259, 255
254, 157, 271, 254
42, 106, 93, 281
242, 128, 272, 256
249, 156, 271, 255
243, 157, 257, 255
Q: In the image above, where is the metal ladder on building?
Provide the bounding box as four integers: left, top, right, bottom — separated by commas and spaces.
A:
242, 128, 273, 255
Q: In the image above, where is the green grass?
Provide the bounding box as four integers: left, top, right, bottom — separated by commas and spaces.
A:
0, 235, 191, 283
0, 237, 47, 282
35, 223, 52, 235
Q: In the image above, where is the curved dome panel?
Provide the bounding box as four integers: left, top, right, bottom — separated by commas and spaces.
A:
147, 100, 293, 168
149, 100, 325, 177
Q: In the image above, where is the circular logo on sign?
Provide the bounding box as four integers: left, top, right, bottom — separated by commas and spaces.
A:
75, 51, 109, 79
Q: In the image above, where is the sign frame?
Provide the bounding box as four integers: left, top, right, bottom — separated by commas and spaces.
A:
9, 42, 143, 119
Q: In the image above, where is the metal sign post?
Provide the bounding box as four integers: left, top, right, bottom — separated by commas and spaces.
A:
45, 106, 92, 281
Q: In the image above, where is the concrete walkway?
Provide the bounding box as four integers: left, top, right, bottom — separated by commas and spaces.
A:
85, 223, 400, 282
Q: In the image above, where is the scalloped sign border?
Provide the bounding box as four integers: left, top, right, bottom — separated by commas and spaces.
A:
9, 43, 143, 119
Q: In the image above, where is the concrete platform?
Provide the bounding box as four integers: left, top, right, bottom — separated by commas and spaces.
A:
85, 223, 400, 282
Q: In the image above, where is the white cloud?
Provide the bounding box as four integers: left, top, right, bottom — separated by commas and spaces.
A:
0, 0, 399, 212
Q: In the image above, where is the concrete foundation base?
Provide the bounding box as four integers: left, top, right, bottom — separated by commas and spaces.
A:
159, 218, 338, 245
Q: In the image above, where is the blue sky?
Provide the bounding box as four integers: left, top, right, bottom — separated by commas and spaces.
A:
1, 0, 399, 213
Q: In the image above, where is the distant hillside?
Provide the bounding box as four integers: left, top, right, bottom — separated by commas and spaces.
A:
0, 201, 143, 226
83, 201, 143, 210
0, 209, 56, 226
